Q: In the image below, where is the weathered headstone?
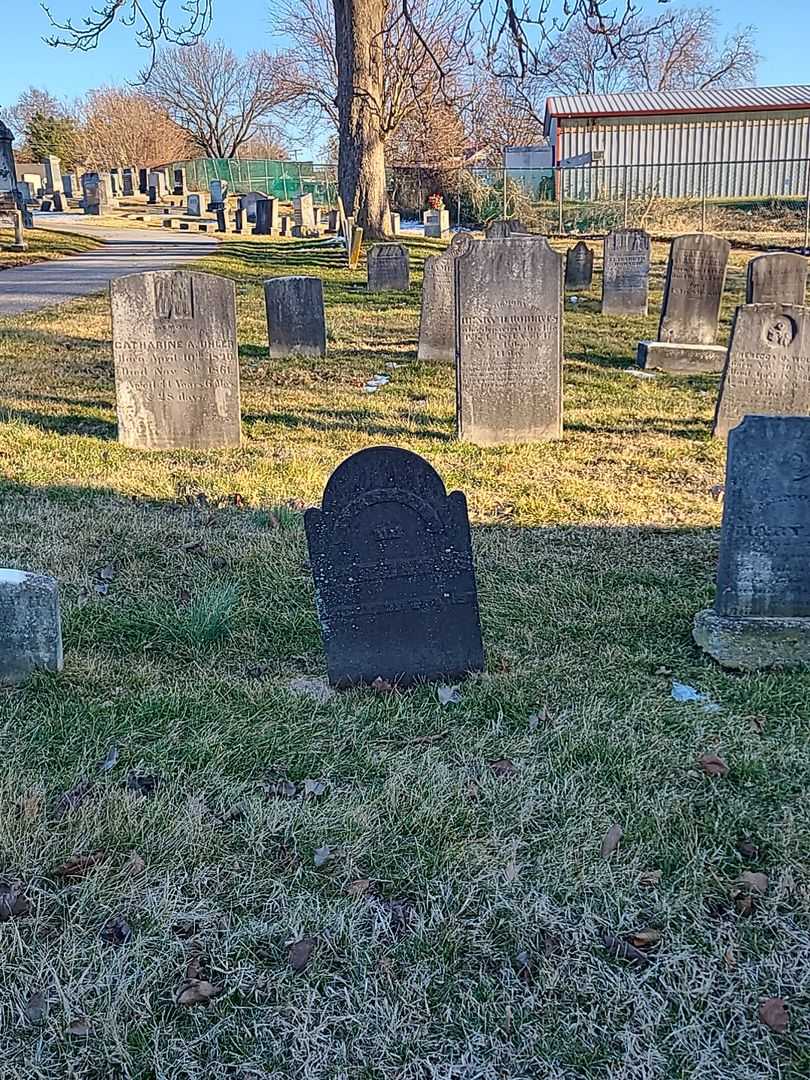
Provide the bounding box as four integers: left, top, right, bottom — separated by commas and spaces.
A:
601, 228, 650, 315
239, 192, 265, 224
0, 569, 63, 684
712, 304, 810, 440
305, 446, 485, 687
43, 154, 63, 195
417, 232, 474, 362
390, 211, 401, 236
264, 276, 326, 358
293, 193, 315, 232
637, 232, 730, 372
327, 208, 340, 232
694, 415, 810, 669
209, 179, 227, 208
81, 172, 109, 216
122, 168, 135, 197
746, 253, 808, 306
425, 209, 450, 239
187, 194, 201, 217
455, 235, 563, 444
111, 271, 241, 450
565, 242, 594, 290
367, 244, 410, 291
280, 215, 291, 237
485, 219, 526, 239
254, 197, 278, 236
147, 171, 165, 199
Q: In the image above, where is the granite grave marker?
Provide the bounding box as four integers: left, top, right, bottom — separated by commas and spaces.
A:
746, 253, 808, 306
111, 270, 241, 450
713, 303, 810, 440
304, 446, 485, 687
367, 244, 410, 291
417, 232, 474, 362
638, 232, 730, 372
565, 241, 594, 290
0, 569, 63, 684
264, 276, 326, 358
601, 228, 650, 315
455, 234, 563, 444
694, 414, 810, 669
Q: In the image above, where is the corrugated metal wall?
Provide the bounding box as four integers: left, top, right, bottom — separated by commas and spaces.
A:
555, 110, 810, 199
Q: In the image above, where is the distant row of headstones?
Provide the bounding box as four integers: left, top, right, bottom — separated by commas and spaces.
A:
5, 418, 809, 686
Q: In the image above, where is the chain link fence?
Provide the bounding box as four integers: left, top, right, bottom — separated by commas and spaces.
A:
173, 156, 810, 249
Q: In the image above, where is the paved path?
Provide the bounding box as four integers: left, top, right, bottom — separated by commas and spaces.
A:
0, 214, 217, 316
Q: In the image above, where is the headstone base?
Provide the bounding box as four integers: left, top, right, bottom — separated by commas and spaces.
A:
637, 341, 726, 374
693, 608, 810, 670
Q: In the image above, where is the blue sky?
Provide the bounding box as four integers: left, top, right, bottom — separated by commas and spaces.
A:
3, 0, 807, 152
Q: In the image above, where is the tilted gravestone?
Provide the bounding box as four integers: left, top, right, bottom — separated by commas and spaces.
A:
484, 219, 527, 239
304, 446, 485, 687
0, 569, 63, 685
713, 304, 810, 440
417, 232, 474, 362
746, 253, 808, 306
565, 241, 594, 290
111, 271, 241, 450
694, 414, 810, 669
455, 235, 563, 444
367, 244, 410, 291
638, 233, 730, 372
601, 229, 650, 315
264, 276, 326, 358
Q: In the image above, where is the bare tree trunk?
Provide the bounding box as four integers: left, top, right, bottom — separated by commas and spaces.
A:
333, 0, 390, 240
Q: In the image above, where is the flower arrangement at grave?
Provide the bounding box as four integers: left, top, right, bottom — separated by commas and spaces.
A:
427, 193, 445, 211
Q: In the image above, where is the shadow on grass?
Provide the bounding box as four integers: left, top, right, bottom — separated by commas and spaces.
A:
0, 404, 116, 439
244, 406, 452, 442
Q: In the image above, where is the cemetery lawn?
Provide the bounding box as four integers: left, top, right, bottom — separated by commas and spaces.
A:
0, 227, 103, 270
0, 235, 808, 1079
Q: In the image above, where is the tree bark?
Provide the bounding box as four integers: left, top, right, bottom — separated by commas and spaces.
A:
333, 0, 391, 239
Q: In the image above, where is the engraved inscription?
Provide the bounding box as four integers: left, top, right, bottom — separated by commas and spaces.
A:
602, 229, 651, 314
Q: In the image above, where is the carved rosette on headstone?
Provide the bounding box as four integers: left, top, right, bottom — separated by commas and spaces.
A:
637, 232, 730, 373
601, 229, 651, 315
694, 415, 810, 669
111, 270, 241, 450
0, 569, 63, 684
455, 235, 563, 444
565, 242, 594, 290
305, 446, 485, 687
417, 232, 474, 362
713, 304, 810, 440
367, 244, 410, 291
746, 253, 808, 306
264, 276, 327, 358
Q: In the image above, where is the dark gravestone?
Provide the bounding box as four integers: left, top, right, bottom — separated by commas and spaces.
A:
455, 235, 563, 444
565, 241, 593, 290
111, 270, 241, 450
138, 168, 148, 195
746, 253, 808, 305
601, 228, 650, 315
367, 244, 410, 292
484, 219, 527, 239
417, 232, 474, 362
713, 304, 810, 440
239, 191, 265, 224
638, 232, 730, 373
264, 276, 326, 358
694, 415, 810, 669
305, 446, 485, 687
253, 197, 278, 236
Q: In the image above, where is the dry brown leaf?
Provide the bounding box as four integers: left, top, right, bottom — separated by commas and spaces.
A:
723, 946, 736, 971
0, 883, 30, 922
371, 676, 395, 694
628, 927, 662, 949
600, 930, 651, 967
489, 758, 517, 778
600, 823, 623, 860
67, 1018, 91, 1037
125, 851, 146, 875
639, 869, 662, 886
347, 878, 373, 898
737, 871, 769, 895
175, 979, 221, 1007
699, 753, 729, 778
759, 997, 788, 1033
53, 850, 106, 879
288, 936, 316, 973
24, 991, 47, 1023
